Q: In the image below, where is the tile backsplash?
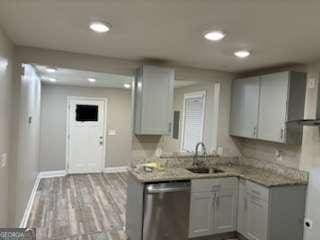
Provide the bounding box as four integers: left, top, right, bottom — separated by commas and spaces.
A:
234, 137, 301, 169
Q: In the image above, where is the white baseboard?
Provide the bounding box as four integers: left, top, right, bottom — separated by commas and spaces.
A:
104, 166, 128, 173
19, 170, 66, 227
38, 170, 67, 178
19, 174, 41, 228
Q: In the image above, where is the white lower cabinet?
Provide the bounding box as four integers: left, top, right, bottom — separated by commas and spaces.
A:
237, 179, 247, 237
238, 180, 269, 240
189, 192, 214, 237
246, 195, 269, 240
237, 180, 306, 240
189, 178, 238, 238
189, 177, 306, 240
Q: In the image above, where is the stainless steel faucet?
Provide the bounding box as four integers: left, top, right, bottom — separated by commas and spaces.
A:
193, 142, 207, 167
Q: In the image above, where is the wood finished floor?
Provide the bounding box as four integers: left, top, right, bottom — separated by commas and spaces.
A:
27, 173, 128, 240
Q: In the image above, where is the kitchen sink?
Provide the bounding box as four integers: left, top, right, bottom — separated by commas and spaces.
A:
186, 167, 224, 174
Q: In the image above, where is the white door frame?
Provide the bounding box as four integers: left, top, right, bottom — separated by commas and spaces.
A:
66, 96, 108, 174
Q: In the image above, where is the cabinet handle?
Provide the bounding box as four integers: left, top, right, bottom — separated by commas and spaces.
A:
253, 126, 257, 137
280, 128, 285, 141
168, 122, 172, 133
216, 196, 220, 208
212, 192, 216, 206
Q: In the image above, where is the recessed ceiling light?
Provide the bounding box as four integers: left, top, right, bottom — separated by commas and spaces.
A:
204, 31, 226, 41
234, 50, 251, 58
124, 83, 131, 89
89, 21, 111, 33
88, 78, 96, 83
49, 78, 56, 82
46, 67, 57, 73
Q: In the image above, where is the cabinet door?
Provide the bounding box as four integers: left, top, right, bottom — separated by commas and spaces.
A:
189, 192, 214, 238
214, 178, 238, 234
230, 77, 260, 138
141, 65, 174, 135
246, 196, 269, 240
258, 72, 289, 143
237, 179, 247, 237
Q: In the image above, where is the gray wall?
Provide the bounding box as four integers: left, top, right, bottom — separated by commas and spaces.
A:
0, 28, 42, 227
9, 64, 42, 226
0, 26, 14, 226
40, 84, 132, 171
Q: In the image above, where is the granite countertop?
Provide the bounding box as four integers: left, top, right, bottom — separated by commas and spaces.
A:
129, 164, 308, 187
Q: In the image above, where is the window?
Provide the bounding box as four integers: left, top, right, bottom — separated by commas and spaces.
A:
181, 91, 206, 152
76, 105, 98, 122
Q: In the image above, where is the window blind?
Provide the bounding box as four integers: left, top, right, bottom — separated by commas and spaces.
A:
182, 94, 205, 152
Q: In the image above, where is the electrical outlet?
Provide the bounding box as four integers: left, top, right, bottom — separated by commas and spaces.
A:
0, 153, 7, 168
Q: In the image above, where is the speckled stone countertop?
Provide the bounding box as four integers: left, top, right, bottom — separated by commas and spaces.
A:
129, 164, 308, 187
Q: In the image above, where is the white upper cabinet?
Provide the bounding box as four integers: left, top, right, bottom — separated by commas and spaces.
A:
133, 65, 174, 135
230, 76, 260, 138
258, 72, 289, 142
230, 71, 306, 144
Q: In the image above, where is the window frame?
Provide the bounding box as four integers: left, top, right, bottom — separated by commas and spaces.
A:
180, 90, 207, 152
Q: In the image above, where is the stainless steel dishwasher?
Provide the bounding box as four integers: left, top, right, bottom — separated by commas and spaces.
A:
143, 181, 191, 240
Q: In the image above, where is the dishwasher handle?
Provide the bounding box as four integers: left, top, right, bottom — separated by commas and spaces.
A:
145, 182, 191, 194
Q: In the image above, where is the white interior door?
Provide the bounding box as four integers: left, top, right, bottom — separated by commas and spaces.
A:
67, 98, 106, 174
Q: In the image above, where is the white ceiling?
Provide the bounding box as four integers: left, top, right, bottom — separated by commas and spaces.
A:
35, 65, 196, 88
1, 1, 320, 72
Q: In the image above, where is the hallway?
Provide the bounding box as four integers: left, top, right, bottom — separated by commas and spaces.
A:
27, 173, 128, 240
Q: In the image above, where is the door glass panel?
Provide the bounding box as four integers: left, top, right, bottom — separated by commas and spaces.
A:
76, 105, 98, 122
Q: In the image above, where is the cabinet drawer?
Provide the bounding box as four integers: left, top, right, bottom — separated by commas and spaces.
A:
247, 181, 269, 202
191, 177, 237, 193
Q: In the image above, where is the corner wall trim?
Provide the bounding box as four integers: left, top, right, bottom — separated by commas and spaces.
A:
103, 166, 128, 173
19, 170, 67, 227
38, 170, 67, 178
19, 174, 41, 228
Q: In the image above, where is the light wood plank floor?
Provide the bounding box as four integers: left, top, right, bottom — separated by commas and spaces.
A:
27, 173, 128, 240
